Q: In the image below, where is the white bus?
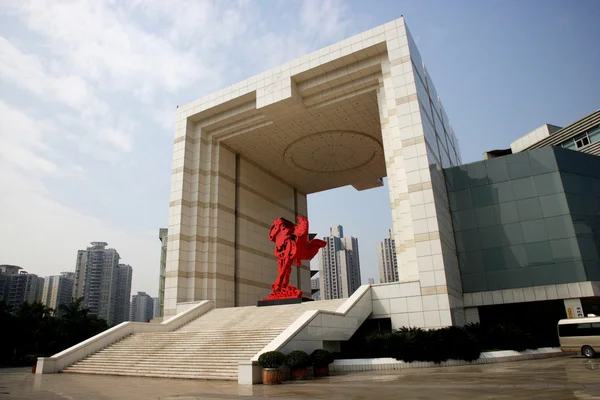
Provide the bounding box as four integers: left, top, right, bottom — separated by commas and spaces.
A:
557, 315, 600, 358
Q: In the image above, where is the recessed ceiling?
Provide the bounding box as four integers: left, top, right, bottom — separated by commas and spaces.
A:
221, 90, 386, 194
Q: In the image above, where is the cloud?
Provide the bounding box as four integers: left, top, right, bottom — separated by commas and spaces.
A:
0, 0, 357, 297
0, 164, 157, 293
0, 36, 135, 157
6, 0, 212, 95
0, 37, 107, 116
0, 100, 58, 175
100, 127, 135, 153
300, 0, 351, 41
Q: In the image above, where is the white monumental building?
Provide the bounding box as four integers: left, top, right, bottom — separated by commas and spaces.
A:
164, 16, 465, 328
378, 230, 399, 283
129, 292, 154, 322
318, 226, 362, 300
42, 272, 75, 313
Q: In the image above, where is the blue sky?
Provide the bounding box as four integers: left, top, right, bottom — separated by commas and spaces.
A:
0, 1, 598, 296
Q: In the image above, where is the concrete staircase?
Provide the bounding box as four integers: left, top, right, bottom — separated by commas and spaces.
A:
63, 299, 345, 380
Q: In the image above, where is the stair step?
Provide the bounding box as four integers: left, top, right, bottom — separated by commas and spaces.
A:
98, 348, 268, 354
63, 369, 237, 380
90, 355, 257, 360
70, 364, 238, 372
61, 299, 350, 381
75, 361, 241, 367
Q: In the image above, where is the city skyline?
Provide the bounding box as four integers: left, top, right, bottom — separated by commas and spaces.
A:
1, 1, 598, 296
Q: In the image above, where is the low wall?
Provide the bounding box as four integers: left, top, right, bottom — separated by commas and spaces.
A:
36, 300, 213, 374
239, 285, 373, 384
330, 347, 566, 373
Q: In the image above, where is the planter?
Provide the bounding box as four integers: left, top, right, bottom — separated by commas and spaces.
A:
262, 368, 280, 385
31, 364, 36, 374
290, 367, 308, 380
313, 365, 329, 377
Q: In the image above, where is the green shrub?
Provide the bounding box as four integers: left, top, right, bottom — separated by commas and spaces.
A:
487, 324, 533, 352
258, 351, 286, 369
310, 349, 334, 367
364, 325, 481, 364
437, 326, 481, 362
286, 350, 310, 368
365, 333, 395, 358
390, 327, 427, 362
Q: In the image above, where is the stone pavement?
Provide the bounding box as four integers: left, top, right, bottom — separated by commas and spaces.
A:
1, 356, 599, 400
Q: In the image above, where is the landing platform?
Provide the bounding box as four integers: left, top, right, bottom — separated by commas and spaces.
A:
257, 297, 314, 307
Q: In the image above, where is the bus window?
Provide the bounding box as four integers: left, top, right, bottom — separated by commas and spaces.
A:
559, 323, 592, 337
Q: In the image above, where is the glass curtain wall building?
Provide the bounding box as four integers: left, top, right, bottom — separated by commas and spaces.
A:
445, 146, 600, 340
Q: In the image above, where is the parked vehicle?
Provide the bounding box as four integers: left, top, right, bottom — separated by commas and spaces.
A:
558, 315, 600, 358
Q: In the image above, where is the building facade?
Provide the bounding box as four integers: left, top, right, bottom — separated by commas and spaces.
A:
152, 297, 159, 319
444, 144, 600, 332
0, 265, 44, 309
318, 226, 362, 300
41, 272, 75, 314
115, 264, 133, 324
311, 274, 320, 300
74, 242, 131, 326
157, 228, 167, 318
164, 16, 465, 324
378, 230, 399, 283
130, 292, 154, 322
511, 110, 600, 156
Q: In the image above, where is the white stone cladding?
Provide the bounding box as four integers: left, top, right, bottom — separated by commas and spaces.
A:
166, 17, 465, 328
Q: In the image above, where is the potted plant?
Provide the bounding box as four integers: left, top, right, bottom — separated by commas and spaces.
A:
258, 351, 286, 385
286, 350, 310, 380
310, 349, 334, 377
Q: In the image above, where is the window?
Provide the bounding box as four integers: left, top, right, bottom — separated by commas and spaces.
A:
588, 125, 600, 143
574, 132, 590, 149
561, 139, 576, 150
559, 322, 600, 337
558, 124, 600, 150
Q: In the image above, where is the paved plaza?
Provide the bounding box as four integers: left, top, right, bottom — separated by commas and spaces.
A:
2, 356, 600, 400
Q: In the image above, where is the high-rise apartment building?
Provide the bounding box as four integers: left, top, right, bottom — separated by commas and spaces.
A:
115, 264, 133, 324
74, 242, 132, 326
73, 250, 87, 299
0, 265, 44, 309
378, 230, 399, 283
157, 228, 168, 318
311, 274, 320, 300
152, 297, 159, 319
318, 226, 362, 300
368, 278, 375, 285
130, 292, 154, 322
41, 272, 75, 314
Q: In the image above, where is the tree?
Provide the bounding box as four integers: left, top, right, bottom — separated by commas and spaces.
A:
58, 298, 108, 350
0, 298, 109, 366
14, 302, 57, 364
0, 302, 15, 366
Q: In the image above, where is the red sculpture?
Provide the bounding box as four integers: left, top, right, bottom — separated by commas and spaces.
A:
264, 216, 326, 300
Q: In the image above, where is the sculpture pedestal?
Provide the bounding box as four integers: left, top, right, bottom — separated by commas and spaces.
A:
257, 297, 314, 307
